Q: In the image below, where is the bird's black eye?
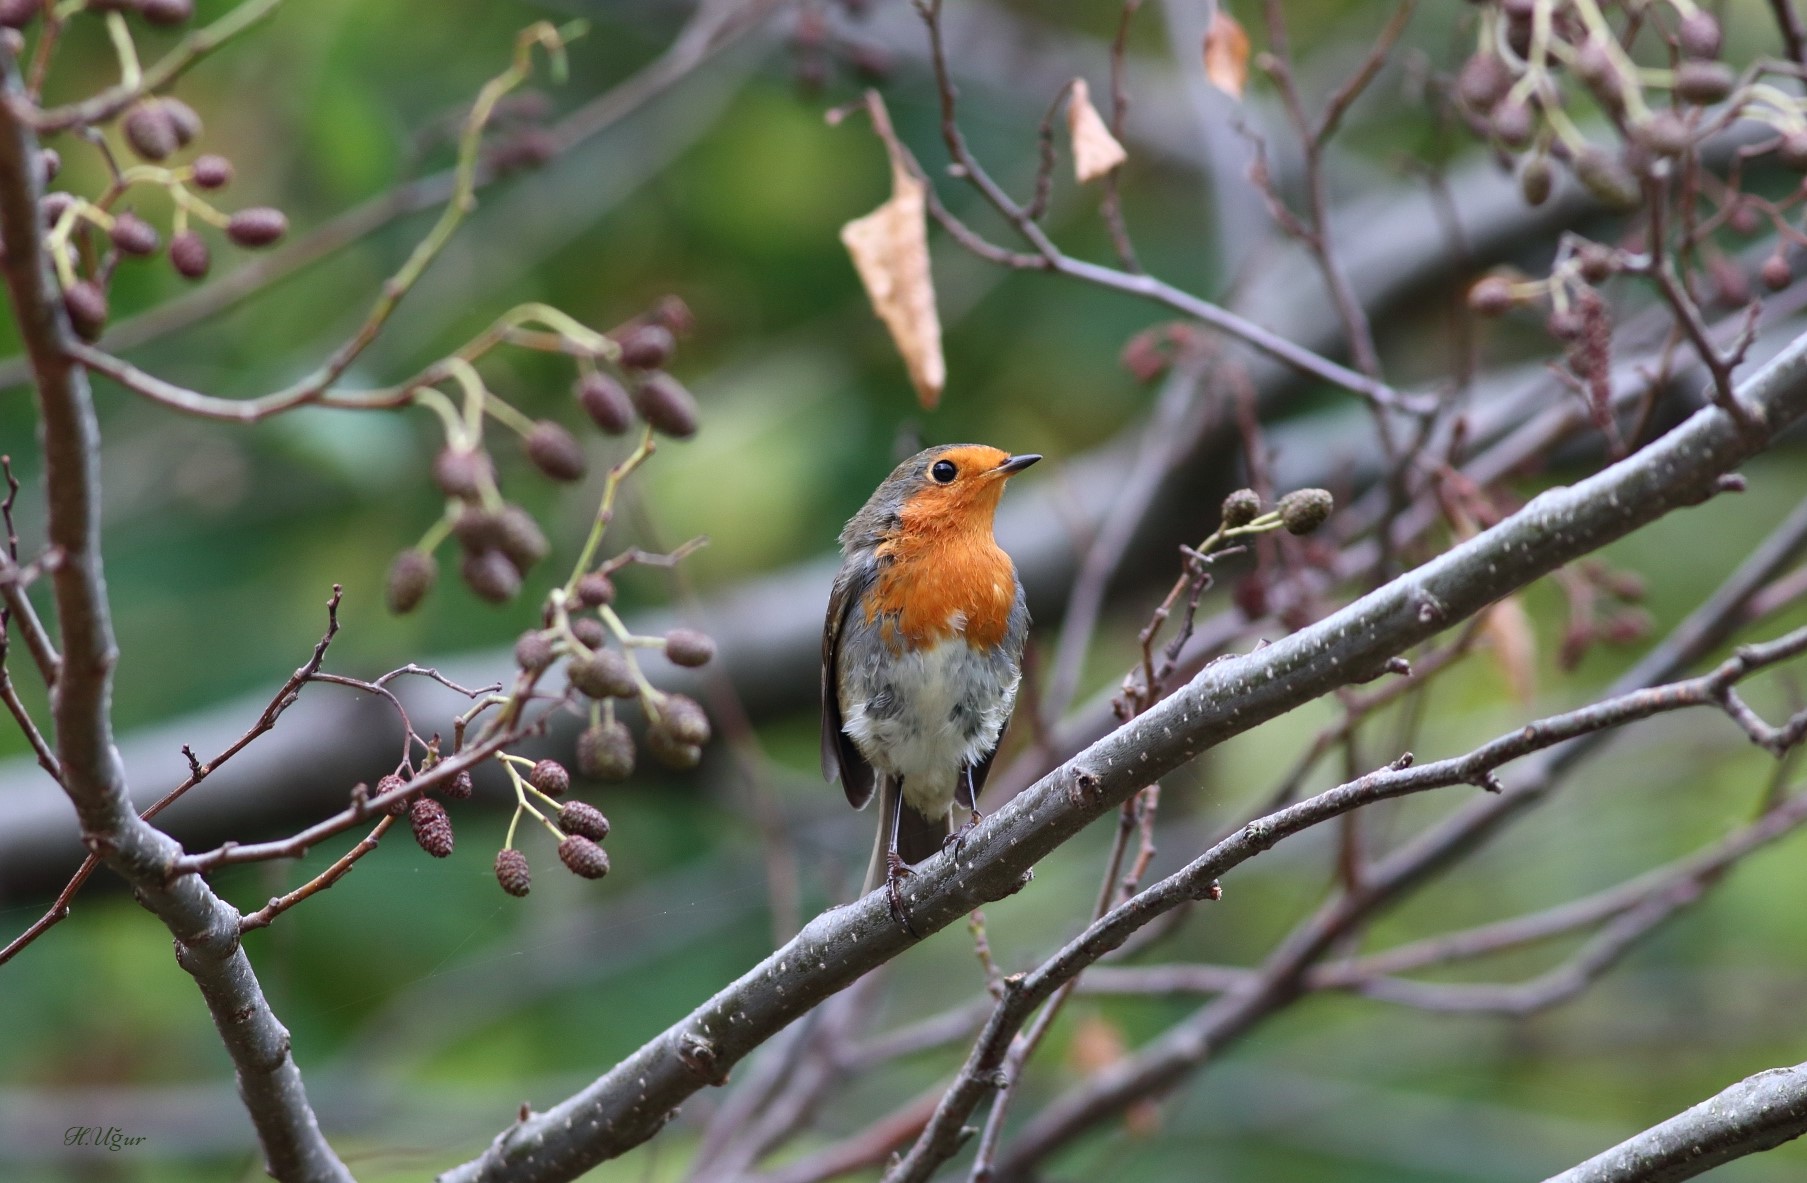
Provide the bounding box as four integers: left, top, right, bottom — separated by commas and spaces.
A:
930, 459, 958, 484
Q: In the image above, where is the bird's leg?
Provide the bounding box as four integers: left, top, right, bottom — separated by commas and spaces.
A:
885, 784, 920, 938
945, 763, 984, 858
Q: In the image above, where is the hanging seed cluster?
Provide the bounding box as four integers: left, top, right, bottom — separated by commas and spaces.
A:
3, 2, 291, 341
385, 296, 701, 614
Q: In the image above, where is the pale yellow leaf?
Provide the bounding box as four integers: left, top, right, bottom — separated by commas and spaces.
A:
839, 93, 946, 409
1067, 77, 1127, 184
1483, 595, 1537, 705
1203, 10, 1251, 100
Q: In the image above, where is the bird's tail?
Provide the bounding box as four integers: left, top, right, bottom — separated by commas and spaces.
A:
861, 776, 950, 895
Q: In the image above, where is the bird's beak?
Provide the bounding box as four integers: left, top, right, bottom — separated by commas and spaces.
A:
994, 453, 1042, 477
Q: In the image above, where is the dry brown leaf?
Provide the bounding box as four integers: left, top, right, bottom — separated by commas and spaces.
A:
1483, 594, 1537, 705
1067, 77, 1127, 183
1066, 1011, 1126, 1076
1203, 9, 1251, 100
839, 93, 945, 409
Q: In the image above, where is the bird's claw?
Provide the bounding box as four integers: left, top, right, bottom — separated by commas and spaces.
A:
942, 808, 983, 860
885, 850, 920, 938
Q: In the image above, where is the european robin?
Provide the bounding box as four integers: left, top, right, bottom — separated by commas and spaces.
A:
822, 444, 1040, 932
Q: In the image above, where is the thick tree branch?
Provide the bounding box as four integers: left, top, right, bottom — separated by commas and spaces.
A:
1542, 1061, 1807, 1183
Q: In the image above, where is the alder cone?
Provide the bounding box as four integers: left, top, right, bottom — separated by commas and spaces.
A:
559, 801, 610, 841
577, 719, 635, 781
191, 154, 234, 190
576, 372, 635, 434
461, 549, 522, 603
514, 630, 555, 673
558, 835, 610, 879
109, 212, 160, 256
616, 323, 675, 369
632, 372, 700, 439
63, 280, 108, 341
663, 628, 715, 667
123, 103, 177, 161
575, 571, 615, 607
386, 549, 437, 613
162, 97, 202, 146
226, 207, 288, 248
432, 447, 492, 500
658, 693, 711, 746
568, 649, 636, 699
525, 420, 587, 482
495, 848, 532, 897
170, 231, 211, 279
410, 798, 455, 858
531, 759, 571, 798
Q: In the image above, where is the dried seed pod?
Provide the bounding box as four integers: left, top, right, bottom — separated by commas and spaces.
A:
645, 724, 703, 771
410, 797, 455, 857
159, 96, 201, 146
658, 693, 711, 746
461, 548, 522, 603
377, 772, 410, 817
1455, 52, 1511, 113
558, 835, 610, 879
577, 719, 635, 780
570, 616, 606, 650
386, 548, 438, 613
109, 212, 160, 256
1763, 253, 1793, 292
63, 280, 108, 341
568, 648, 636, 699
123, 102, 178, 161
1518, 156, 1553, 207
1277, 488, 1334, 535
575, 571, 616, 607
559, 800, 610, 841
190, 154, 233, 189
1467, 276, 1517, 317
496, 505, 550, 573
1677, 11, 1722, 60
495, 848, 532, 896
525, 419, 587, 482
663, 628, 715, 668
226, 207, 288, 248
1220, 488, 1261, 527
576, 372, 635, 435
440, 769, 475, 800
170, 230, 211, 279
1674, 60, 1734, 105
515, 629, 556, 673
531, 758, 571, 798
615, 323, 675, 369
139, 0, 195, 26
632, 372, 700, 439
432, 447, 492, 500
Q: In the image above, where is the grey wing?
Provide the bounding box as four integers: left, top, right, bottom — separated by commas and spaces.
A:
966, 581, 1031, 801
821, 558, 879, 809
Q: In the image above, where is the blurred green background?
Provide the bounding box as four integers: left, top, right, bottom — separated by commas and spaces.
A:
2, 0, 1806, 1180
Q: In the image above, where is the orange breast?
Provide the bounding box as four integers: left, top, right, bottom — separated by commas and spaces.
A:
867, 527, 1017, 651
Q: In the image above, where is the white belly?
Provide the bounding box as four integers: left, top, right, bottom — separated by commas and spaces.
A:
839, 635, 1020, 820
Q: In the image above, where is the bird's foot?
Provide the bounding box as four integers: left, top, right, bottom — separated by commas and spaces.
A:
885, 851, 920, 938
943, 808, 983, 860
